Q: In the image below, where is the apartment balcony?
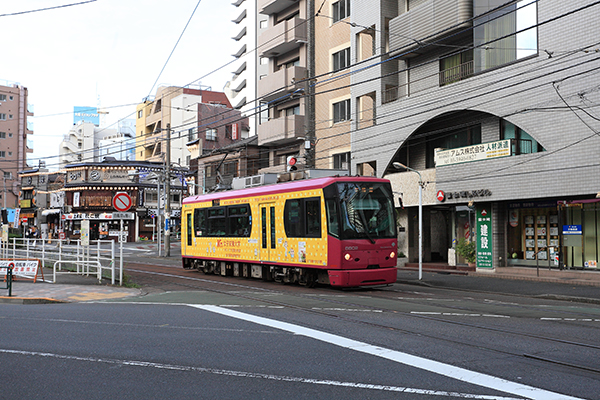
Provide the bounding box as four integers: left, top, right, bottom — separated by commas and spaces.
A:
258, 66, 306, 102
389, 0, 472, 58
258, 114, 305, 146
439, 59, 474, 86
258, 16, 306, 58
258, 0, 299, 15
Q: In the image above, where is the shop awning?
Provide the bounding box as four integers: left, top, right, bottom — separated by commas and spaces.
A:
42, 209, 61, 216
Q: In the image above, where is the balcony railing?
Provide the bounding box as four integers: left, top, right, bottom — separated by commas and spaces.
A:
439, 60, 474, 86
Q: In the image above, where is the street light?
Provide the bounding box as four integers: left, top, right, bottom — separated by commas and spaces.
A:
393, 162, 423, 280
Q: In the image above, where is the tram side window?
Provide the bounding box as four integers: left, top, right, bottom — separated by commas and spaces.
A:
229, 205, 251, 237
325, 199, 339, 238
193, 209, 206, 237
207, 208, 227, 236
284, 197, 321, 238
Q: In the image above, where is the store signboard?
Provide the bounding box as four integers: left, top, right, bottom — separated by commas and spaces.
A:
435, 139, 511, 167
476, 204, 493, 268
563, 225, 582, 247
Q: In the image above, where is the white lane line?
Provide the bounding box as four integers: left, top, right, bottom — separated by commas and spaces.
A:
191, 305, 583, 400
0, 348, 523, 399
411, 312, 510, 318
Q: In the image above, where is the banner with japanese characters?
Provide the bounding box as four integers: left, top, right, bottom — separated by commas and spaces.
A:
476, 204, 493, 268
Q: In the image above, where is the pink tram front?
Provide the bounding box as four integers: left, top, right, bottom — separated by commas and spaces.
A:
181, 176, 398, 288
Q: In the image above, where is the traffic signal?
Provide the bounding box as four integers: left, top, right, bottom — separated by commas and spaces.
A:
286, 156, 298, 172
1, 209, 7, 224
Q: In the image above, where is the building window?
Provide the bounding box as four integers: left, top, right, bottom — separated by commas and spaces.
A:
426, 125, 482, 168
188, 127, 198, 141
284, 105, 300, 116
0, 151, 5, 158
0, 132, 5, 139
4, 172, 12, 179
333, 152, 351, 171
0, 114, 6, 121
0, 94, 5, 101
206, 128, 217, 141
501, 120, 544, 155
137, 110, 143, 118
474, 0, 537, 73
8, 115, 13, 119
332, 0, 350, 22
260, 20, 267, 29
332, 48, 351, 72
260, 57, 269, 65
333, 99, 351, 123
439, 50, 474, 86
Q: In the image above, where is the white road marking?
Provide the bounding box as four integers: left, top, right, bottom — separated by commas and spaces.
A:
541, 318, 600, 322
0, 348, 524, 399
191, 305, 583, 400
411, 311, 510, 318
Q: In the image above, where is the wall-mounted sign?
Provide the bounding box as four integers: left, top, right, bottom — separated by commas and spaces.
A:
436, 190, 445, 202
435, 139, 511, 167
476, 204, 493, 268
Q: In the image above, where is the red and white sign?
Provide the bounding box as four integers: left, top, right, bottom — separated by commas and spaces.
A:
436, 190, 445, 202
112, 192, 132, 212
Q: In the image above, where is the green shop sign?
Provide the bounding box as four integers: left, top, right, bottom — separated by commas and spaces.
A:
476, 204, 493, 268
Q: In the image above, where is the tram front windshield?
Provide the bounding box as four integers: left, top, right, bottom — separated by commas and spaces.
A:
334, 182, 396, 241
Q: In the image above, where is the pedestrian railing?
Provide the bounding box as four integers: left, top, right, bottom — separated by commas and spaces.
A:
0, 238, 121, 285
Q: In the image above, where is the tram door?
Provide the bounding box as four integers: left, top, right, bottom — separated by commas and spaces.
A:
184, 210, 192, 256
259, 203, 276, 262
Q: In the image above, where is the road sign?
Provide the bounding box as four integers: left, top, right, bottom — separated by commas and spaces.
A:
118, 231, 127, 243
113, 192, 132, 212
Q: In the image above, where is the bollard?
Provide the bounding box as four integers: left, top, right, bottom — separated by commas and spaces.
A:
7, 265, 12, 297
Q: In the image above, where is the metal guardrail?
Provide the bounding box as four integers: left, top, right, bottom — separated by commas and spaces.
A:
1, 265, 13, 296
0, 238, 120, 285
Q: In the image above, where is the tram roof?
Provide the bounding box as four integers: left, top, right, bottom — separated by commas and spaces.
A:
183, 175, 390, 204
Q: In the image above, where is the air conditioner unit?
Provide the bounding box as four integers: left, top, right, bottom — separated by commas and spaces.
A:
232, 173, 278, 189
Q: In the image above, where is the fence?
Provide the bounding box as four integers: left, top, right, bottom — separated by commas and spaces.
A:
0, 238, 120, 285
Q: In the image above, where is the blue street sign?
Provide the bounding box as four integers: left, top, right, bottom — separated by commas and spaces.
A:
562, 225, 582, 235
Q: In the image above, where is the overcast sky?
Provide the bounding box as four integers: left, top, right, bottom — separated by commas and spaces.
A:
2, 0, 234, 170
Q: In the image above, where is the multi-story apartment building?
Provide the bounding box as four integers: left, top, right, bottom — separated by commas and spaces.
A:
255, 0, 312, 173
224, 0, 269, 136
0, 81, 33, 210
314, 0, 352, 172
59, 121, 134, 168
135, 86, 233, 167
349, 0, 600, 271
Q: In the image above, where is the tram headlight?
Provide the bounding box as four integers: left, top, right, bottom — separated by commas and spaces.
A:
344, 253, 351, 261
390, 251, 396, 259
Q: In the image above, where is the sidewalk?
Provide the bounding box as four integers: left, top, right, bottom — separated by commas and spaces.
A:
0, 268, 142, 304
398, 265, 600, 303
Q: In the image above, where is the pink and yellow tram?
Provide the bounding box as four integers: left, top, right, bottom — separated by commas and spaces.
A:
181, 176, 398, 287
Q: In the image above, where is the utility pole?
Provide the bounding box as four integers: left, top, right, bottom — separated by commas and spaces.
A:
165, 123, 171, 257
305, 0, 316, 169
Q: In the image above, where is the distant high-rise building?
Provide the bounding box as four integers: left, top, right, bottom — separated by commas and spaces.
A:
0, 80, 34, 208
224, 0, 269, 137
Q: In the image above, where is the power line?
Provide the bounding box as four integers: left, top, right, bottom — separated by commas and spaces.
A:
0, 0, 97, 17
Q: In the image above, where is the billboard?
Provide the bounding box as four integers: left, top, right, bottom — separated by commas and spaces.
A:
74, 106, 100, 126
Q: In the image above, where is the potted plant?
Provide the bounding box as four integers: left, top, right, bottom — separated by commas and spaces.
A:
456, 238, 476, 266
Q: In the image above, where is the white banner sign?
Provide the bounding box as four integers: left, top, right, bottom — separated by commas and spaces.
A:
0, 260, 42, 282
435, 139, 511, 167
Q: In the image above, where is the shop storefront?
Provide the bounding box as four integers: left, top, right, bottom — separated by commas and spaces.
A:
61, 212, 135, 242
506, 199, 600, 270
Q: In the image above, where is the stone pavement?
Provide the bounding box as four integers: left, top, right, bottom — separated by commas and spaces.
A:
1, 264, 599, 304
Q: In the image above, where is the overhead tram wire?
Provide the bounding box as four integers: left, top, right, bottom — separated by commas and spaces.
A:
37, 45, 600, 173
146, 0, 203, 98
0, 0, 97, 17
33, 0, 600, 173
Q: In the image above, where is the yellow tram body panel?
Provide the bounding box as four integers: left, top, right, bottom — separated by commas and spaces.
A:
182, 188, 329, 268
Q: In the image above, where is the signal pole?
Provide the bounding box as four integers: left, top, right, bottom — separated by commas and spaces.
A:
165, 123, 171, 257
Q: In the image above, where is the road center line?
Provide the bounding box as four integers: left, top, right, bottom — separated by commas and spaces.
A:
190, 305, 583, 400
0, 348, 523, 399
